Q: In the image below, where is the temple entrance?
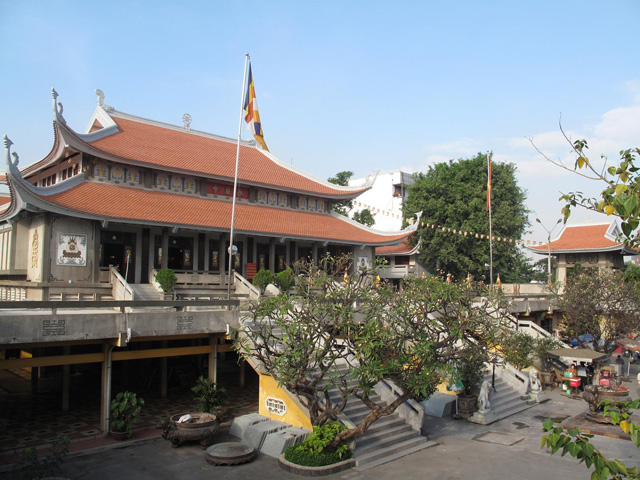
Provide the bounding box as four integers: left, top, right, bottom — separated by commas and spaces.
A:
168, 236, 194, 270
101, 231, 136, 283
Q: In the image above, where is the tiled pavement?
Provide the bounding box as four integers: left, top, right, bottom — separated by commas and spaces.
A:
0, 365, 259, 461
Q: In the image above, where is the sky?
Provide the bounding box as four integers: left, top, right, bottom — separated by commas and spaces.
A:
1, 1, 639, 246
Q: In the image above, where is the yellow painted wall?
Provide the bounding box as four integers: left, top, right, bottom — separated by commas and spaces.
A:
436, 380, 457, 395
258, 374, 312, 430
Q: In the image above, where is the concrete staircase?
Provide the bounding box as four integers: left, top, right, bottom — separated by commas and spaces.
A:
471, 375, 532, 424
130, 283, 164, 301
323, 367, 436, 471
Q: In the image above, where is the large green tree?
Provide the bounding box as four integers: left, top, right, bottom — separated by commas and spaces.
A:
328, 171, 354, 216
403, 153, 531, 282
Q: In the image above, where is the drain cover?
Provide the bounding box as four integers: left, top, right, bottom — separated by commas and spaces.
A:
473, 431, 524, 446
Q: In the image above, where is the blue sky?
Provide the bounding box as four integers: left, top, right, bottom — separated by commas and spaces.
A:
1, 1, 639, 244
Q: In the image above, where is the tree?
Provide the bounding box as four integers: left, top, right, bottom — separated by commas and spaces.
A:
542, 399, 640, 479
556, 266, 640, 352
531, 130, 640, 246
403, 152, 531, 282
328, 171, 354, 216
352, 208, 375, 227
235, 254, 512, 451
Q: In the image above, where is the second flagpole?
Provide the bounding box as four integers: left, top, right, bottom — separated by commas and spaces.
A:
228, 53, 250, 300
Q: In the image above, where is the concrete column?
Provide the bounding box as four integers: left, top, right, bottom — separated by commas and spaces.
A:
101, 343, 113, 435
208, 335, 218, 385
220, 234, 227, 283
312, 243, 318, 266
161, 230, 169, 270
269, 238, 276, 272
161, 341, 168, 398
62, 346, 70, 411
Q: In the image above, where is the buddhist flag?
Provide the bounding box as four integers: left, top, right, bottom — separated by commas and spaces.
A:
486, 154, 492, 211
243, 63, 269, 151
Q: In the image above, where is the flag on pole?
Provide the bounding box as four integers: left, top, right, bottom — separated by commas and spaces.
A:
243, 63, 269, 151
486, 154, 492, 211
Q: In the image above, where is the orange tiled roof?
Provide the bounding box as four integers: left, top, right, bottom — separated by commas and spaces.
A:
376, 238, 418, 255
85, 115, 367, 198
41, 182, 410, 245
0, 194, 10, 214
530, 224, 623, 253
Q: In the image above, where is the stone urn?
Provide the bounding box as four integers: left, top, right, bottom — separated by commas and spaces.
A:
161, 413, 220, 448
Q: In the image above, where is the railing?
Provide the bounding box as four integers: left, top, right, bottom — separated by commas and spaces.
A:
0, 299, 240, 314
110, 266, 134, 301
377, 265, 415, 278
491, 359, 530, 395
234, 271, 261, 302
517, 319, 552, 339
171, 270, 225, 285
374, 379, 424, 432
0, 286, 26, 301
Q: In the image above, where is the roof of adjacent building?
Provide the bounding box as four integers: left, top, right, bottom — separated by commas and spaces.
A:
528, 222, 635, 255
375, 237, 420, 255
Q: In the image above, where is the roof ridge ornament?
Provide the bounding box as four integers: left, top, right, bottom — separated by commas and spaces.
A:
182, 113, 192, 131
51, 88, 67, 125
95, 88, 114, 112
362, 170, 380, 188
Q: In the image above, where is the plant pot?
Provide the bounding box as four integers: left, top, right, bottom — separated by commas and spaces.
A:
161, 413, 220, 448
109, 430, 129, 441
457, 395, 478, 416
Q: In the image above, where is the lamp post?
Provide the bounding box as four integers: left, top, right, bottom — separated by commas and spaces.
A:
536, 218, 562, 285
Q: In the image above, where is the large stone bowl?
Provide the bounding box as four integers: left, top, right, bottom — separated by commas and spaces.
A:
161, 413, 220, 448
583, 385, 631, 424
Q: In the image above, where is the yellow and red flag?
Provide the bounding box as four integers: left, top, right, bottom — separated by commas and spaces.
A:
243, 63, 269, 151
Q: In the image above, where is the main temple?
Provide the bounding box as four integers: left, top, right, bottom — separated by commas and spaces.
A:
0, 88, 418, 435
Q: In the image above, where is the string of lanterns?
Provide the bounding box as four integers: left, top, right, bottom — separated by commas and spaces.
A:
417, 221, 547, 246
353, 202, 547, 246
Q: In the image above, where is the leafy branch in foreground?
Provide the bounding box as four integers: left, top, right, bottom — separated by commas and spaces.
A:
530, 122, 640, 246
541, 399, 640, 480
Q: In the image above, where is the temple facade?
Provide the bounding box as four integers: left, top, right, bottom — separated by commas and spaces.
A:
0, 88, 418, 433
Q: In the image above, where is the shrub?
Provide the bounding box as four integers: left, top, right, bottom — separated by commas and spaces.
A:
191, 376, 228, 413
275, 268, 295, 292
252, 268, 275, 292
457, 347, 489, 396
19, 435, 70, 480
155, 268, 177, 293
110, 391, 145, 438
283, 422, 351, 466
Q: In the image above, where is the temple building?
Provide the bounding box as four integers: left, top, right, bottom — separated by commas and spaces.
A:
528, 221, 635, 284
0, 88, 418, 434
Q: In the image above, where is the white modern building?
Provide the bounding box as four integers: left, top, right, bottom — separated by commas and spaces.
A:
349, 171, 414, 231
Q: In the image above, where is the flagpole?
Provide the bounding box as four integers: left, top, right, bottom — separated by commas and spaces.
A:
487, 152, 494, 288
228, 53, 250, 300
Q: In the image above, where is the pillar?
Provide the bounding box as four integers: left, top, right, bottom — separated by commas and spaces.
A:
269, 238, 276, 272
62, 346, 70, 411
312, 243, 318, 266
161, 341, 168, 398
101, 343, 113, 435
208, 335, 218, 385
161, 230, 169, 270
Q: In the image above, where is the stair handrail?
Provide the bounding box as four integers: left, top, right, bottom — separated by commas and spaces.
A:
489, 355, 530, 395
110, 266, 134, 301
234, 271, 261, 301
374, 379, 424, 432
517, 319, 552, 339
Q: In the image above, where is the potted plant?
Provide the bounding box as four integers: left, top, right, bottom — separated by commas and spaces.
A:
110, 391, 145, 439
155, 268, 177, 296
455, 348, 489, 416
191, 375, 228, 416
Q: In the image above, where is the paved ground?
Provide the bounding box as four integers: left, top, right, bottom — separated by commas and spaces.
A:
2, 374, 638, 480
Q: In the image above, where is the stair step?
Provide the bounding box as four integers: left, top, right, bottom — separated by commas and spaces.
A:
348, 408, 396, 424
352, 416, 406, 435
354, 439, 438, 471
354, 435, 429, 467
355, 428, 421, 456
356, 423, 413, 448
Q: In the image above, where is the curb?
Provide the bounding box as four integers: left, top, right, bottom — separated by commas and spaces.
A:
278, 455, 355, 477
